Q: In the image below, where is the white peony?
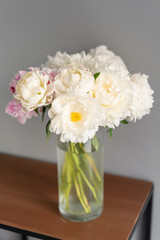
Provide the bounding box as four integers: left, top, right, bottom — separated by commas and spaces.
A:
91, 70, 133, 128
42, 45, 128, 74
14, 68, 54, 111
127, 74, 154, 121
53, 66, 94, 96
42, 51, 93, 70
48, 93, 106, 143
88, 45, 128, 73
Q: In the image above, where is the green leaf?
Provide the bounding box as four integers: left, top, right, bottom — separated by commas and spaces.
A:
42, 106, 46, 122
92, 135, 100, 151
107, 128, 113, 139
120, 119, 129, 124
94, 72, 100, 80
46, 120, 51, 141
41, 104, 51, 122
46, 104, 51, 109
34, 108, 39, 115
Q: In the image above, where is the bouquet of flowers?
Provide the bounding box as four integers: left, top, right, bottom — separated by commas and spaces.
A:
6, 46, 154, 221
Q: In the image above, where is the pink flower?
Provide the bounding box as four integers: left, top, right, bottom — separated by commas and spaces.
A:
14, 71, 27, 80
9, 70, 27, 94
9, 79, 17, 94
49, 69, 57, 80
5, 99, 38, 124
44, 68, 57, 83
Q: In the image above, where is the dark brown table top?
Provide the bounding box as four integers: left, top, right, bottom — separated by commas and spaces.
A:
0, 153, 153, 240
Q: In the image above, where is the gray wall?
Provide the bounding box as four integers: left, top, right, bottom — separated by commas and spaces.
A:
0, 0, 159, 239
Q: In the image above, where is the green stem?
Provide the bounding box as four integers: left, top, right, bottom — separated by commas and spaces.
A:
69, 145, 91, 211
61, 153, 68, 181
74, 176, 90, 213
61, 141, 102, 212
65, 183, 72, 210
78, 143, 102, 183
71, 143, 98, 202
77, 171, 91, 212
61, 150, 74, 209
77, 166, 98, 202
82, 157, 102, 202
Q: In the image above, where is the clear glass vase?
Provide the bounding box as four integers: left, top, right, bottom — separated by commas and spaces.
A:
57, 133, 104, 222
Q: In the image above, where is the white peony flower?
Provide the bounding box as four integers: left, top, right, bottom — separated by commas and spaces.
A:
42, 45, 128, 75
88, 45, 128, 74
48, 93, 106, 143
42, 51, 93, 70
14, 68, 54, 111
53, 66, 94, 96
127, 74, 154, 121
91, 70, 133, 128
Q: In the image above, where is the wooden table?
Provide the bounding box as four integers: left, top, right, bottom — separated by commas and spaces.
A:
0, 153, 153, 240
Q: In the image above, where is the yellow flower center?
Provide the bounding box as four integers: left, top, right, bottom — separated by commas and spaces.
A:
103, 82, 111, 93
71, 112, 82, 122
92, 91, 96, 98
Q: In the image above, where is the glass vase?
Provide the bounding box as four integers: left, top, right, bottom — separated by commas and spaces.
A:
57, 133, 104, 222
